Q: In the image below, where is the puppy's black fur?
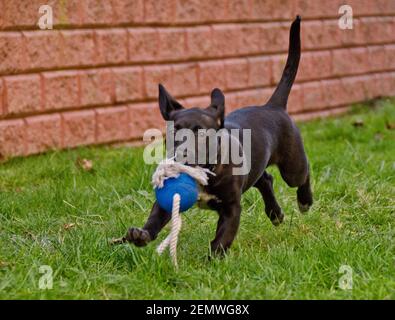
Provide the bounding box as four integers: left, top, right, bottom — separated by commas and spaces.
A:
124, 16, 313, 254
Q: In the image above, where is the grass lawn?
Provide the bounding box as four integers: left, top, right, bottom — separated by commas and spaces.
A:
0, 99, 394, 300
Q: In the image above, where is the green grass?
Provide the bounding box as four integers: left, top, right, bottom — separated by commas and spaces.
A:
1, 99, 394, 300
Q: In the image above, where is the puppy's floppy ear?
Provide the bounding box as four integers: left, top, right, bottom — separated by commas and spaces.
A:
158, 83, 184, 120
207, 88, 225, 128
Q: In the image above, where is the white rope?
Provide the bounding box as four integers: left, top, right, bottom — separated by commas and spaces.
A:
152, 158, 215, 188
153, 159, 215, 269
156, 193, 182, 269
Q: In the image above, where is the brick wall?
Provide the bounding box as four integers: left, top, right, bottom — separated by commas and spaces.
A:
0, 0, 395, 159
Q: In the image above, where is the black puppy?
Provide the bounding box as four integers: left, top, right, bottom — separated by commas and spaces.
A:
124, 16, 313, 254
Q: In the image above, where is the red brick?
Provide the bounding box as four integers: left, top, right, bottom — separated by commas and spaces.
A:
96, 29, 128, 64
321, 79, 348, 108
295, 0, 341, 18
199, 0, 228, 22
186, 26, 212, 59
62, 110, 96, 148
172, 63, 198, 96
23, 31, 64, 70
0, 0, 42, 28
0, 119, 25, 158
301, 21, 321, 50
212, 25, 243, 57
383, 0, 395, 13
158, 29, 186, 61
348, 0, 386, 16
251, 0, 293, 20
112, 0, 144, 24
360, 17, 395, 44
175, 0, 201, 23
271, 54, 287, 84
129, 103, 164, 138
302, 20, 341, 50
366, 74, 382, 99
385, 45, 395, 70
0, 80, 3, 116
363, 75, 381, 100
297, 51, 332, 81
259, 23, 289, 53
378, 72, 395, 97
80, 69, 114, 106
25, 114, 61, 154
359, 75, 381, 100
225, 59, 249, 90
358, 18, 376, 44
0, 33, 26, 73
340, 76, 367, 103
113, 67, 144, 102
288, 84, 304, 113
332, 49, 351, 76
302, 82, 325, 111
43, 71, 80, 110
332, 48, 369, 77
183, 95, 211, 108
370, 73, 386, 99
248, 57, 271, 87
144, 0, 176, 23
225, 92, 240, 112
144, 65, 173, 99
227, 0, 252, 20
96, 106, 129, 143
51, 0, 82, 26
339, 19, 366, 46
61, 30, 97, 67
236, 88, 272, 107
4, 75, 42, 115
128, 28, 159, 62
80, 0, 113, 25
239, 24, 261, 55
368, 46, 388, 72
198, 61, 226, 94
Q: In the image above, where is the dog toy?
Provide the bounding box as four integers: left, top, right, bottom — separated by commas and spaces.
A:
152, 159, 214, 268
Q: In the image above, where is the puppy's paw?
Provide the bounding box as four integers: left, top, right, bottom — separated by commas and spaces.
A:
124, 227, 152, 247
209, 243, 229, 259
271, 212, 284, 226
297, 200, 311, 213
266, 207, 284, 226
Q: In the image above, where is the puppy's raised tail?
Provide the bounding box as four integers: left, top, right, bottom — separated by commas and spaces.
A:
267, 15, 301, 109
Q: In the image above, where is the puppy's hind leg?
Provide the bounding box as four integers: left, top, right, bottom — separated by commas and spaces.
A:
254, 171, 284, 226
279, 159, 313, 213
296, 174, 313, 213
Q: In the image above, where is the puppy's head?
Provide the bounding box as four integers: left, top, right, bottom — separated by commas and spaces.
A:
158, 84, 225, 166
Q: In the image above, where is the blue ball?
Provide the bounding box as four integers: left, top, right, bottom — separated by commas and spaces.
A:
155, 173, 198, 213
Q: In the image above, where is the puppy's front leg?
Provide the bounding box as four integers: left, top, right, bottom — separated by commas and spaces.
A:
124, 201, 170, 247
211, 199, 241, 255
